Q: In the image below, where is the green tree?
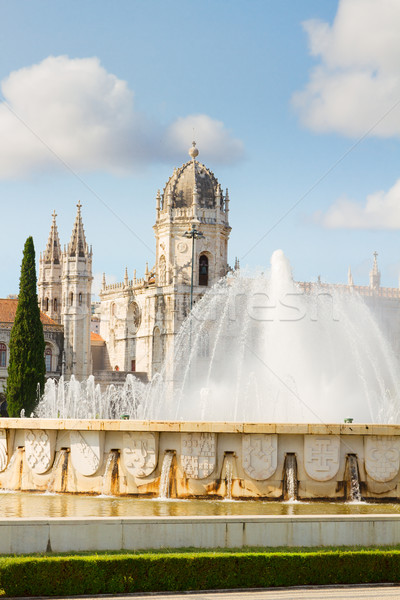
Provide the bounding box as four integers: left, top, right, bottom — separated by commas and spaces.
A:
6, 237, 45, 417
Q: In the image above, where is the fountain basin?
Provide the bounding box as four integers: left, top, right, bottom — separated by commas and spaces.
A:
2, 514, 400, 554
1, 419, 400, 500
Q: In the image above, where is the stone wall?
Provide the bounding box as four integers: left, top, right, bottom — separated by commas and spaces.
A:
2, 514, 400, 554
0, 420, 400, 500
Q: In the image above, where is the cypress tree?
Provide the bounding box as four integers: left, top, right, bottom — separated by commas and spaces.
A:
6, 237, 45, 417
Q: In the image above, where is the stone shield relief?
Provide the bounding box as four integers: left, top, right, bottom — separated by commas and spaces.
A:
365, 436, 400, 483
304, 436, 340, 481
0, 429, 7, 472
242, 434, 277, 480
70, 431, 104, 476
25, 429, 56, 474
122, 432, 158, 478
181, 432, 216, 479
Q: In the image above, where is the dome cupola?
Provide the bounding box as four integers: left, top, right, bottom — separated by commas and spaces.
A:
162, 142, 222, 210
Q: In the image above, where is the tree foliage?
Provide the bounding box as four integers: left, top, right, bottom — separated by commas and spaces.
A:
6, 237, 45, 417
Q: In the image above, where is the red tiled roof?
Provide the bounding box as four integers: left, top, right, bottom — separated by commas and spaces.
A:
91, 332, 104, 342
0, 298, 57, 325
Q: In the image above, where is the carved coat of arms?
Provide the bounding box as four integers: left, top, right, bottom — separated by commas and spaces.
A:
25, 429, 56, 474
70, 431, 104, 476
181, 432, 216, 479
122, 432, 158, 478
304, 436, 340, 481
242, 434, 277, 480
365, 436, 400, 483
0, 429, 7, 472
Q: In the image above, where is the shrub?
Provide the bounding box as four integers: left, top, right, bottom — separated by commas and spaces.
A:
1, 551, 400, 597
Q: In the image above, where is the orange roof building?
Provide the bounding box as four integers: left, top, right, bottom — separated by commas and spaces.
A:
0, 298, 64, 395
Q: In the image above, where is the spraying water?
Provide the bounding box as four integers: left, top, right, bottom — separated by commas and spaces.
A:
37, 250, 400, 424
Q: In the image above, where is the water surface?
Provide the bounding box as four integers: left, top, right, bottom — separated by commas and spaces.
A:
1, 491, 400, 519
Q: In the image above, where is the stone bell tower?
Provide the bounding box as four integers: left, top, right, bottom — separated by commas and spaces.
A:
38, 210, 62, 324
61, 202, 93, 379
153, 142, 231, 290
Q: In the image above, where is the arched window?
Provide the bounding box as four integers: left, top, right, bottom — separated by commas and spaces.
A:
45, 297, 49, 311
45, 346, 52, 372
199, 255, 209, 286
79, 293, 82, 305
53, 298, 57, 312
69, 292, 73, 306
0, 343, 6, 368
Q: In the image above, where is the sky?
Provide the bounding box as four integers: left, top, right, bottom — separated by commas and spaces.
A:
1, 0, 400, 297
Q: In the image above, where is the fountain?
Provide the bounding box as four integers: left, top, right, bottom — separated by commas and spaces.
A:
2, 250, 400, 512
36, 250, 400, 424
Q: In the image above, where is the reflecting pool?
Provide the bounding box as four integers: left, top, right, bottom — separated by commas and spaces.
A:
1, 491, 400, 519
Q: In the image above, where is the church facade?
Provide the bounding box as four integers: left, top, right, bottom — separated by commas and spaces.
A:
38, 202, 93, 381
3, 143, 399, 391
34, 143, 231, 382
98, 142, 231, 377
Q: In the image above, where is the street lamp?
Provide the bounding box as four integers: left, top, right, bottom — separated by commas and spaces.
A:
183, 223, 204, 310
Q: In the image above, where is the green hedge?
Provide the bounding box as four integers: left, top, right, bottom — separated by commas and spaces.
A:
1, 551, 400, 596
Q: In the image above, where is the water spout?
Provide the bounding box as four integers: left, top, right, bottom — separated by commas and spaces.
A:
5, 447, 24, 491
221, 452, 235, 500
46, 449, 69, 493
159, 451, 174, 499
101, 450, 120, 496
35, 250, 400, 424
346, 454, 362, 502
283, 453, 298, 501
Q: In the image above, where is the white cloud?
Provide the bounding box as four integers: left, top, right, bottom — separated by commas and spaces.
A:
292, 0, 400, 137
0, 55, 243, 179
315, 178, 400, 229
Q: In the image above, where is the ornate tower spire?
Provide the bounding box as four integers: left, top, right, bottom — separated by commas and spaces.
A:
369, 251, 381, 290
44, 210, 61, 264
68, 201, 89, 258
38, 210, 63, 324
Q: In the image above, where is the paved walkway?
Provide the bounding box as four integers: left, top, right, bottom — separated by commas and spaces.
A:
121, 587, 400, 599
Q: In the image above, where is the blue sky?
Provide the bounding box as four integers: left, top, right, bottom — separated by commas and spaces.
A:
1, 0, 400, 297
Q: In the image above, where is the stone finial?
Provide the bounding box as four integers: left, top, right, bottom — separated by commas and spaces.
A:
156, 189, 161, 212
124, 267, 129, 286
102, 273, 106, 289
348, 266, 354, 286
225, 188, 230, 211
133, 269, 137, 284
145, 262, 149, 280
369, 251, 381, 290
167, 188, 173, 209
189, 141, 199, 159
